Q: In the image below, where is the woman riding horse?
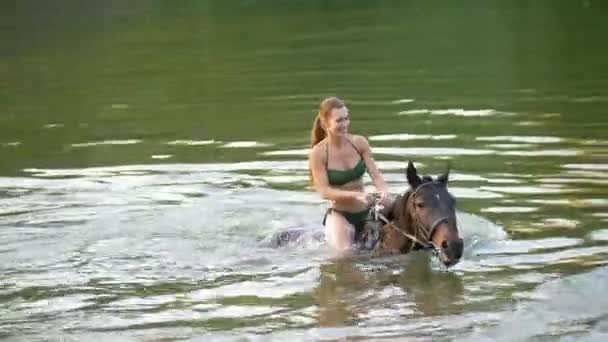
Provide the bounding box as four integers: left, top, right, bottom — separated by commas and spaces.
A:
270, 160, 465, 267
272, 96, 464, 267
308, 97, 391, 256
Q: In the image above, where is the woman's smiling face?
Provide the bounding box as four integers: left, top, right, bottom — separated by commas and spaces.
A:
326, 106, 350, 137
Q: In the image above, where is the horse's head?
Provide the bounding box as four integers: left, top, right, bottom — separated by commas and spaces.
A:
403, 161, 463, 267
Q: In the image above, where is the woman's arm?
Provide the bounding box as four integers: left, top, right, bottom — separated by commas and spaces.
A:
309, 144, 362, 202
355, 135, 389, 196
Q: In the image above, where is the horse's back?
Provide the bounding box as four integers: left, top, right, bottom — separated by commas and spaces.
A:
268, 226, 325, 248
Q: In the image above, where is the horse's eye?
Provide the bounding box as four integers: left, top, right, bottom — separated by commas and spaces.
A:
416, 202, 425, 209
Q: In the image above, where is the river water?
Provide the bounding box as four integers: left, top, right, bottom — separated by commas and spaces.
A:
1, 1, 608, 341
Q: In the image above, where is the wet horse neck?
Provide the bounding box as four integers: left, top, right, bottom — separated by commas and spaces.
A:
387, 192, 419, 251
391, 192, 415, 234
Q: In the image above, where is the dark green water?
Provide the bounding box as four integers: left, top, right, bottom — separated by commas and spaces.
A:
2, 1, 608, 340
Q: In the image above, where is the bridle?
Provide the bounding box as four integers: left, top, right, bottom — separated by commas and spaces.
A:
372, 182, 450, 255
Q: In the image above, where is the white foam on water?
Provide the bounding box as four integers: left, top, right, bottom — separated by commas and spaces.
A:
450, 187, 503, 199
485, 143, 536, 149
166, 140, 216, 145
480, 185, 580, 194
527, 199, 574, 206
579, 139, 608, 145
481, 206, 539, 213
449, 173, 487, 181
397, 108, 499, 116
486, 178, 523, 184
21, 161, 310, 178
538, 177, 608, 185
43, 123, 64, 129
71, 139, 141, 147
375, 161, 424, 170
220, 141, 273, 148
398, 109, 429, 115
458, 211, 508, 242
391, 98, 415, 104
369, 133, 457, 141
430, 108, 498, 116
476, 136, 562, 144
150, 155, 173, 160
499, 149, 581, 157
373, 147, 495, 157
588, 229, 608, 242
563, 163, 608, 171
533, 218, 579, 229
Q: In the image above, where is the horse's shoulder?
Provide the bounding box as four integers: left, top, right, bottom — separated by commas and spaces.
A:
377, 222, 409, 253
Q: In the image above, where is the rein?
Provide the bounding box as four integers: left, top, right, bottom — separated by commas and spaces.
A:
374, 211, 439, 254
371, 182, 448, 255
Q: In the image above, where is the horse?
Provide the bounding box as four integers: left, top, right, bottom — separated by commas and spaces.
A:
359, 161, 463, 267
269, 161, 463, 267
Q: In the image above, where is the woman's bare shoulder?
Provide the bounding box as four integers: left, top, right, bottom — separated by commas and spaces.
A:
309, 140, 327, 160
350, 134, 371, 152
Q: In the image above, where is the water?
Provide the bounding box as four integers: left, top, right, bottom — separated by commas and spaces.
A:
1, 1, 608, 340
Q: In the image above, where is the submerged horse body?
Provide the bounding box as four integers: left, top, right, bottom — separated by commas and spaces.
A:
270, 161, 464, 267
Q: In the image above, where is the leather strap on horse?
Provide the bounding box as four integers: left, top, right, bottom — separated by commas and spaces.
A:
374, 210, 440, 254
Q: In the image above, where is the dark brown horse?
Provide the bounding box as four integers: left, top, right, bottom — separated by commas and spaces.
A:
270, 161, 463, 267
360, 161, 463, 267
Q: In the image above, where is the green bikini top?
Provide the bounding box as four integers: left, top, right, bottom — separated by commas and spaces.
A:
326, 139, 367, 186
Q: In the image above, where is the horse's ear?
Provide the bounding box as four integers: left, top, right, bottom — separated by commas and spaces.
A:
437, 170, 449, 184
406, 161, 421, 188
437, 163, 451, 185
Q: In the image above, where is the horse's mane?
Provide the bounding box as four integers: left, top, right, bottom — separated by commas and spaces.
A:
387, 190, 410, 227
387, 176, 435, 227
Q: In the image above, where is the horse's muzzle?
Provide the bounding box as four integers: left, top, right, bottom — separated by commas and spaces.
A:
438, 238, 464, 267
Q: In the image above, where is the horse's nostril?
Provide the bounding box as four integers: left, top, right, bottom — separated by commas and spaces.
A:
441, 240, 449, 250
454, 239, 464, 259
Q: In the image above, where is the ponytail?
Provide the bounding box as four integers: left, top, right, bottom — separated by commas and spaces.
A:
308, 114, 326, 187
310, 114, 326, 149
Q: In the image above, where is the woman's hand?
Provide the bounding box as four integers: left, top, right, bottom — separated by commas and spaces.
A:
377, 190, 391, 206
351, 192, 382, 208
370, 190, 391, 209
353, 192, 371, 207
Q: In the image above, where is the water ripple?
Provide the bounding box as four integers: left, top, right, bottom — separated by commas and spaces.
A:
398, 108, 499, 116
166, 140, 216, 146
71, 140, 141, 148
477, 136, 562, 144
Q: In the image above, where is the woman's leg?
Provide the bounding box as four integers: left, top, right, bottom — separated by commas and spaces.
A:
324, 210, 356, 255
